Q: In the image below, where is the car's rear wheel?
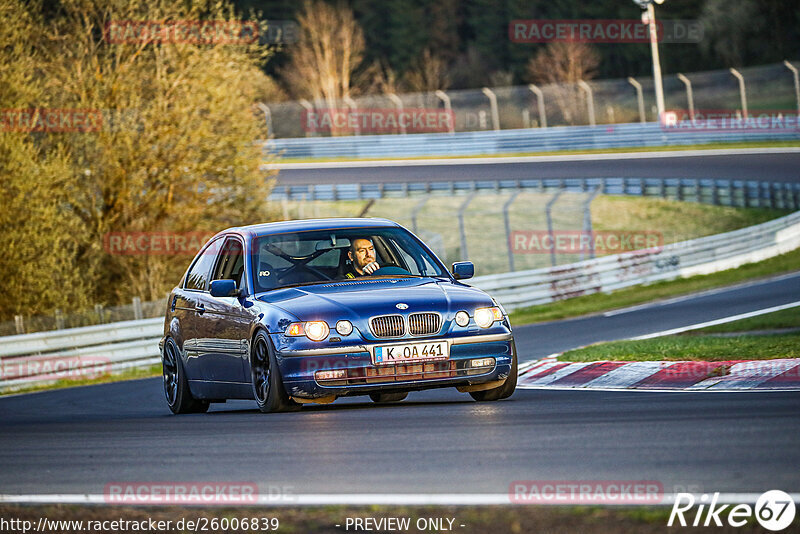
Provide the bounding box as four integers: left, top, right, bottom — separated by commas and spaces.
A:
251, 331, 300, 413
469, 342, 518, 402
369, 392, 408, 403
163, 338, 209, 414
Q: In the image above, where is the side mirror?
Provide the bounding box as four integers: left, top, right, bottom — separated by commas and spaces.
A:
210, 279, 240, 297
451, 261, 474, 280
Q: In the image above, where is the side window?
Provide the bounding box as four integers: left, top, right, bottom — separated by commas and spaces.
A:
211, 237, 245, 289
184, 238, 221, 291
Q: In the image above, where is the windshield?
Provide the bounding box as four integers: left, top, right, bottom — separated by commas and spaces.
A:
251, 227, 448, 292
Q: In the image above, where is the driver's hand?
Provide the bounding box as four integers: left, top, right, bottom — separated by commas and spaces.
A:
363, 261, 380, 274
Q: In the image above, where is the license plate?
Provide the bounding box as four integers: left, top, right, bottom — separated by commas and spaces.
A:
373, 341, 449, 365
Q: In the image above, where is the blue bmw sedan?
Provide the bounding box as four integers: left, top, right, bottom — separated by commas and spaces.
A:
160, 218, 517, 413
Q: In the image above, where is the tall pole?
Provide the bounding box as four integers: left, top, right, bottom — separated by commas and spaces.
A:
647, 3, 665, 121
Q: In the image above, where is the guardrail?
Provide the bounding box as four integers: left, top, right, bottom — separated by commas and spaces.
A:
269, 177, 800, 211
472, 210, 800, 310
264, 122, 800, 160
0, 318, 162, 392
2, 210, 799, 391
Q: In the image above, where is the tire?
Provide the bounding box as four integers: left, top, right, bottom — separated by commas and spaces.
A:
162, 338, 209, 414
369, 391, 408, 403
469, 341, 518, 402
251, 331, 300, 413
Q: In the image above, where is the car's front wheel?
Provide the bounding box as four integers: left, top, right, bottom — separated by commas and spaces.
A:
251, 331, 300, 413
469, 342, 518, 402
162, 338, 209, 414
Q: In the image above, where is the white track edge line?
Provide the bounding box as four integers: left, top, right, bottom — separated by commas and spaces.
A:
2, 493, 798, 506
629, 300, 800, 340
604, 271, 800, 316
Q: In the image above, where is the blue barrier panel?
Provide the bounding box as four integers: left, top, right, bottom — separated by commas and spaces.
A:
264, 122, 800, 160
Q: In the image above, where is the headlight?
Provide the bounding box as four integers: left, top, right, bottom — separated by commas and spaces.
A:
304, 321, 330, 341
336, 320, 353, 336
286, 321, 330, 341
454, 311, 470, 327
474, 307, 503, 328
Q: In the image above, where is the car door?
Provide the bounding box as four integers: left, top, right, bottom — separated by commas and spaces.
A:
194, 236, 251, 384
181, 236, 224, 382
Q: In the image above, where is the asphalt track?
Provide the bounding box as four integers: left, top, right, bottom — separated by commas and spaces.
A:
1, 272, 798, 499
274, 150, 800, 185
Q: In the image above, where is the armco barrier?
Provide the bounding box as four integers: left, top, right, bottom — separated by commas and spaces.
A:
1, 210, 799, 391
471, 210, 800, 310
0, 318, 162, 391
269, 177, 800, 211
264, 122, 800, 160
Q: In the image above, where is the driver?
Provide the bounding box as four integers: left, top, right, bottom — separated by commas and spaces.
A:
345, 237, 380, 278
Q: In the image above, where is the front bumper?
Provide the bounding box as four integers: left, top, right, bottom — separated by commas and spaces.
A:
274, 332, 515, 399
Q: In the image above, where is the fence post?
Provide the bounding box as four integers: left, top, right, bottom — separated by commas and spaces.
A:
386, 93, 406, 135
528, 84, 547, 128
729, 68, 748, 119
545, 188, 564, 267
132, 297, 143, 321
343, 96, 359, 135
577, 80, 596, 126
582, 185, 602, 260
503, 191, 521, 271
457, 193, 477, 261
627, 77, 646, 123
256, 103, 272, 136
784, 61, 800, 116
676, 73, 695, 121
298, 99, 314, 137
55, 309, 65, 330
14, 315, 24, 335
410, 197, 428, 235
481, 88, 500, 131
434, 90, 454, 134
94, 304, 105, 324
522, 109, 530, 128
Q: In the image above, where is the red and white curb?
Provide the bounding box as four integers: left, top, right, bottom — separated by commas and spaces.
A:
518, 357, 800, 391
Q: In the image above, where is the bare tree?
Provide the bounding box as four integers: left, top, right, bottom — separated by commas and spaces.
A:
527, 42, 600, 125
282, 0, 366, 127
403, 49, 450, 93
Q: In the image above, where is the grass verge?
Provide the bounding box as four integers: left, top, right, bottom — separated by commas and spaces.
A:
0, 364, 161, 397
509, 247, 800, 326
560, 306, 800, 362
270, 139, 800, 164
559, 333, 800, 362
692, 307, 800, 333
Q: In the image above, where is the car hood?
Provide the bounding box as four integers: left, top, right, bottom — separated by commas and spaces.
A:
257, 277, 492, 323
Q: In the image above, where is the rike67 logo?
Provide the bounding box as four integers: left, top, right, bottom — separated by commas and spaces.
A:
669, 490, 796, 531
